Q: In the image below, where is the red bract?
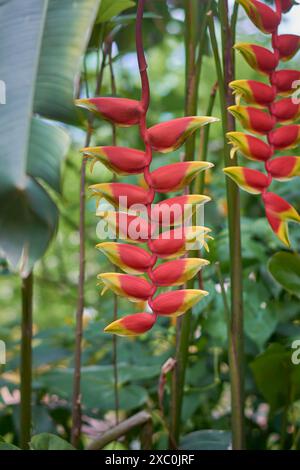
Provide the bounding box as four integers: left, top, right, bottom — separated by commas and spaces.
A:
271, 70, 300, 95
82, 146, 148, 175
76, 97, 143, 126
234, 43, 278, 74
236, 0, 280, 34
268, 125, 300, 149
147, 161, 213, 193
230, 80, 276, 106
77, 2, 216, 336
276, 34, 300, 61
226, 0, 300, 246
148, 116, 218, 153
271, 98, 300, 123
150, 289, 208, 317
280, 0, 298, 13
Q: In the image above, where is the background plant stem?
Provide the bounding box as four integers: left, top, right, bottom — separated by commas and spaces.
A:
107, 37, 120, 425
169, 0, 211, 447
71, 48, 106, 448
20, 271, 33, 450
208, 3, 245, 449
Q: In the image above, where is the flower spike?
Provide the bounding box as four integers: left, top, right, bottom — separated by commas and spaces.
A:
79, 1, 215, 336
227, 0, 300, 246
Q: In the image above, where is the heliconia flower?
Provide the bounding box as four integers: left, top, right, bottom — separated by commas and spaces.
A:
147, 116, 218, 153
75, 97, 142, 126
271, 70, 300, 96
223, 167, 270, 194
270, 98, 300, 123
280, 0, 298, 13
89, 182, 151, 209
236, 0, 280, 34
97, 211, 155, 242
267, 156, 300, 180
104, 312, 156, 336
226, 131, 273, 161
151, 194, 210, 226
148, 226, 211, 259
151, 258, 209, 287
96, 242, 154, 274
229, 80, 276, 106
98, 273, 155, 302
81, 146, 147, 175
148, 161, 214, 193
263, 192, 300, 246
268, 124, 300, 149
234, 43, 278, 74
276, 34, 300, 61
150, 289, 208, 317
228, 105, 275, 135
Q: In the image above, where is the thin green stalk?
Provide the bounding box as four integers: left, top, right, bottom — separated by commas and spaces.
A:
194, 81, 218, 194
71, 49, 107, 448
20, 272, 33, 450
170, 0, 211, 448
107, 38, 120, 425
208, 6, 245, 449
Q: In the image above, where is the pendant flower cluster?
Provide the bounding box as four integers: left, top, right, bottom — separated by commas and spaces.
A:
75, 1, 218, 336
225, 0, 300, 246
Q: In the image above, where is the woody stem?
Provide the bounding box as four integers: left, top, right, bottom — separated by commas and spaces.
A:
170, 0, 210, 447
218, 0, 245, 449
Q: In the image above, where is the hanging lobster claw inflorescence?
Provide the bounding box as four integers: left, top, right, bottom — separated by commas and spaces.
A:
225, 0, 300, 247
75, 0, 218, 336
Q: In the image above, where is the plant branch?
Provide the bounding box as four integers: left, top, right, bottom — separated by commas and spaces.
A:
71, 48, 107, 448
209, 4, 245, 449
87, 411, 152, 450
170, 0, 211, 448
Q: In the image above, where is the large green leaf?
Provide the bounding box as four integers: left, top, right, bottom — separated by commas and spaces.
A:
29, 433, 75, 450
251, 343, 300, 412
34, 0, 101, 124
36, 365, 153, 411
97, 0, 135, 23
268, 251, 300, 298
180, 430, 231, 450
0, 0, 100, 273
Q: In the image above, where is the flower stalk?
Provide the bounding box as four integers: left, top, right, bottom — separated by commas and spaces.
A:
208, 2, 245, 449
20, 271, 33, 450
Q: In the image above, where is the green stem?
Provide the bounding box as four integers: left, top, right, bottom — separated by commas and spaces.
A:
20, 271, 33, 450
107, 38, 120, 425
71, 49, 107, 448
169, 0, 212, 448
208, 5, 245, 449
194, 81, 218, 194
